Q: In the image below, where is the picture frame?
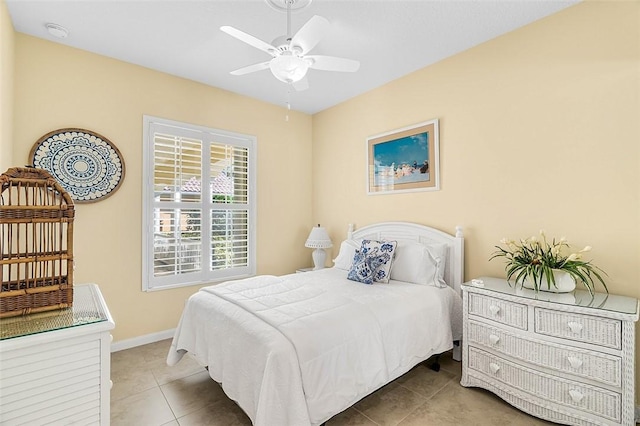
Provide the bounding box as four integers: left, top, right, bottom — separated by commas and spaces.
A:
366, 119, 439, 195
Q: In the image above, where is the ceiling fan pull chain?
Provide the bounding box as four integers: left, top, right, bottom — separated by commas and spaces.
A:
285, 85, 291, 121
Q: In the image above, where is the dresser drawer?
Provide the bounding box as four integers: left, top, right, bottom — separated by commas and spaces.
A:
467, 293, 528, 330
468, 320, 622, 387
468, 346, 622, 423
534, 308, 622, 350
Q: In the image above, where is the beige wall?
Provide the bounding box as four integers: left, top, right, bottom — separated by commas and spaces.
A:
0, 0, 14, 171
313, 1, 639, 297
11, 35, 313, 341
313, 0, 640, 392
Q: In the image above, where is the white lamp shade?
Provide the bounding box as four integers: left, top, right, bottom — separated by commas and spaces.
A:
305, 226, 332, 249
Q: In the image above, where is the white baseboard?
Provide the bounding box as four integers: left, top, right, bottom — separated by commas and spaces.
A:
111, 328, 175, 352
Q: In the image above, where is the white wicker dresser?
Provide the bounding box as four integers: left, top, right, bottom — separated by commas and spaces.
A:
461, 277, 638, 426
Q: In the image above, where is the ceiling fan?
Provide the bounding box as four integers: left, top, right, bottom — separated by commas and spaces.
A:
220, 0, 360, 90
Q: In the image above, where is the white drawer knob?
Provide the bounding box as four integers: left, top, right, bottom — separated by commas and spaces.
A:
567, 356, 583, 369
569, 389, 584, 403
489, 334, 500, 345
489, 363, 500, 374
489, 305, 501, 316
567, 321, 583, 334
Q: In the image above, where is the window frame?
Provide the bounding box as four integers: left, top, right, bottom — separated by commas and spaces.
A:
142, 115, 257, 291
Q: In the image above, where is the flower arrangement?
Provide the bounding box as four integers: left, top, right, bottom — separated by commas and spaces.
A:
490, 231, 608, 295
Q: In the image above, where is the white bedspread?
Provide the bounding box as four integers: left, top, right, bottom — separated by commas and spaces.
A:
167, 268, 462, 426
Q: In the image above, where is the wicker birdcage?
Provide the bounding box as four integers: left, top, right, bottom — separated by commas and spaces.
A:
0, 167, 75, 318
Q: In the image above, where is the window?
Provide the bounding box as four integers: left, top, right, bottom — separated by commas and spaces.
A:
142, 116, 256, 291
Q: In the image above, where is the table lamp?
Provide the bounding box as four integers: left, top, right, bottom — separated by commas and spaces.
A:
305, 224, 333, 270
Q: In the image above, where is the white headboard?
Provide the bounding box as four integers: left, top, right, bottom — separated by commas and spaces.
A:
348, 222, 465, 294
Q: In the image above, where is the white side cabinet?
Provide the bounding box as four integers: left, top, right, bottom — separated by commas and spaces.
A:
0, 284, 115, 426
461, 277, 638, 426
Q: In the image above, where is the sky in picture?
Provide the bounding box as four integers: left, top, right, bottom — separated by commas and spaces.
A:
374, 132, 428, 168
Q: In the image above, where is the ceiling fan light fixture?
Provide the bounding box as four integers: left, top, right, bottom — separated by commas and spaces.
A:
270, 54, 309, 83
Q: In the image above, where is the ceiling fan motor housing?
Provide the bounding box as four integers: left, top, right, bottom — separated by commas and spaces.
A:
271, 35, 297, 53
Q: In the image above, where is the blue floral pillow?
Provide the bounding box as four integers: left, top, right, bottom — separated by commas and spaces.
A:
347, 248, 375, 284
347, 239, 397, 284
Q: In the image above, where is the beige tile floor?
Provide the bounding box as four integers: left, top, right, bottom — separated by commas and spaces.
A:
110, 339, 555, 426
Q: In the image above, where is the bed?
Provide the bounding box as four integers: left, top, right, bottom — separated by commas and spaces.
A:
167, 221, 464, 426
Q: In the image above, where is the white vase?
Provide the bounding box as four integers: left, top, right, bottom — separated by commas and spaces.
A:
515, 286, 576, 304
521, 269, 576, 293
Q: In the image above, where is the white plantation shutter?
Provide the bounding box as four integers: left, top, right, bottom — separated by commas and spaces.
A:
142, 116, 256, 291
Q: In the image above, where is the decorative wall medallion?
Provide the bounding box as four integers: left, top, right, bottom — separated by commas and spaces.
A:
29, 128, 125, 203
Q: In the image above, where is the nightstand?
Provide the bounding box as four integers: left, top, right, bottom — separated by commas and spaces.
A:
296, 267, 314, 273
461, 277, 638, 426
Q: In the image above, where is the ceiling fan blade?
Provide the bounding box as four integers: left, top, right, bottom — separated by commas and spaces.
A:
292, 77, 309, 92
230, 61, 271, 76
221, 26, 278, 56
306, 55, 360, 72
289, 15, 330, 55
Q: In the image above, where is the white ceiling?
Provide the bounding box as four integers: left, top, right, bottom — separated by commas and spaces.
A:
6, 0, 578, 114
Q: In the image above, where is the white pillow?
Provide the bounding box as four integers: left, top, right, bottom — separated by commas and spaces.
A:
332, 239, 361, 270
390, 241, 448, 287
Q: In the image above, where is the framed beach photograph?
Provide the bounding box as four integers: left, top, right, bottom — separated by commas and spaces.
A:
366, 119, 440, 195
